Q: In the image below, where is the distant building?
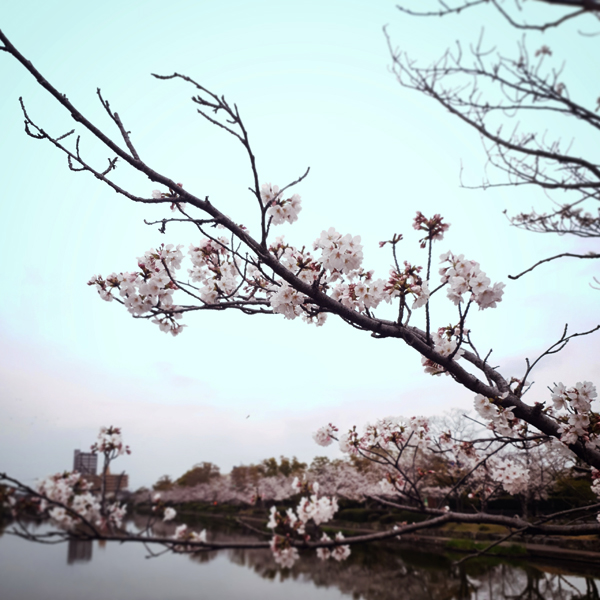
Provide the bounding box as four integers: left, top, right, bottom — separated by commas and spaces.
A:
90, 470, 129, 494
72, 450, 128, 496
73, 450, 98, 475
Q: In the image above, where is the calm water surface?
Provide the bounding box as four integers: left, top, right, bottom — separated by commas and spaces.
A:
1, 519, 599, 600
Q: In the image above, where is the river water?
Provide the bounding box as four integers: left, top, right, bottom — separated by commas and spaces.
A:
1, 518, 599, 600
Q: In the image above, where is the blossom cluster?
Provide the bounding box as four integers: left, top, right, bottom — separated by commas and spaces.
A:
94, 185, 506, 343
172, 524, 208, 550
267, 482, 339, 533
489, 459, 529, 495
261, 183, 302, 225
269, 282, 307, 320
312, 424, 338, 447
266, 480, 348, 567
150, 493, 178, 521
32, 426, 131, 531
322, 415, 433, 498
550, 381, 599, 447
267, 226, 389, 322
91, 426, 131, 457
422, 327, 465, 376
188, 237, 241, 304
320, 409, 540, 503
36, 472, 126, 530
269, 536, 299, 569
88, 243, 185, 336
439, 251, 504, 310
384, 261, 429, 310
316, 532, 351, 561
313, 228, 364, 275
473, 395, 520, 437
297, 490, 339, 526
37, 472, 99, 529
330, 274, 388, 313
413, 211, 450, 248
276, 241, 321, 284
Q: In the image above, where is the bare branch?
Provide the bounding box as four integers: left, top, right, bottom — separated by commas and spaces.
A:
396, 0, 600, 31
509, 251, 600, 280
97, 88, 141, 160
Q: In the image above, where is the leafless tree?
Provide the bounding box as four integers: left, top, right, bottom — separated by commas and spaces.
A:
391, 0, 600, 282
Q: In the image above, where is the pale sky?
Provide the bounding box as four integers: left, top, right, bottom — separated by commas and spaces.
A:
1, 0, 598, 489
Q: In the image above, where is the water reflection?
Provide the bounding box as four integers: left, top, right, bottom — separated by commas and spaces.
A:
134, 513, 600, 600
1, 515, 598, 600
67, 538, 92, 564
220, 543, 600, 600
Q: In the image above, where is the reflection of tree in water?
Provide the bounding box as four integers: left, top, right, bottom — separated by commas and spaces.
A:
130, 514, 599, 599
226, 543, 465, 600
472, 564, 600, 600
219, 540, 600, 600
575, 579, 600, 600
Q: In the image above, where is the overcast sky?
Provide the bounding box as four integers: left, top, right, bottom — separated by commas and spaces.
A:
1, 0, 598, 489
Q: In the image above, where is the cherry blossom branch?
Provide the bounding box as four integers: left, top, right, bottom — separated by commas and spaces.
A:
144, 217, 220, 235
9, 529, 70, 545
370, 496, 600, 535
17, 98, 163, 206
150, 71, 273, 243
3, 28, 600, 469
439, 440, 509, 505
1, 474, 102, 538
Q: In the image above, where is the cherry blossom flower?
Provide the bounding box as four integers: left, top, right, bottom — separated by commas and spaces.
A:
413, 211, 450, 248
174, 524, 188, 539
266, 190, 302, 225
549, 382, 598, 447
296, 494, 338, 526
91, 426, 130, 457
260, 183, 281, 205
422, 328, 465, 376
163, 507, 177, 522
190, 530, 207, 543
473, 395, 520, 437
312, 424, 338, 447
331, 533, 351, 561
270, 536, 299, 569
269, 282, 306, 320
313, 228, 363, 275
316, 533, 332, 560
